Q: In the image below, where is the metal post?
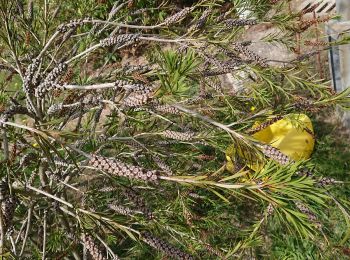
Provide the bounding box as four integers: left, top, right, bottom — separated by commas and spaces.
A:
327, 0, 350, 127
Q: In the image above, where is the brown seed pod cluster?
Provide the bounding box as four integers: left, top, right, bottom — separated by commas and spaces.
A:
114, 79, 132, 89
224, 18, 257, 28
304, 40, 328, 46
122, 92, 152, 107
202, 65, 239, 77
197, 154, 216, 161
295, 202, 321, 229
296, 169, 337, 186
164, 8, 191, 26
99, 186, 118, 193
293, 97, 319, 112
197, 54, 219, 70
299, 16, 332, 31
295, 50, 321, 62
27, 0, 34, 22
0, 180, 17, 234
318, 176, 336, 186
108, 203, 136, 216
189, 9, 211, 31
203, 242, 225, 259
81, 233, 107, 260
122, 189, 154, 219
23, 58, 40, 94
233, 43, 268, 67
89, 155, 159, 183
258, 144, 291, 165
295, 168, 314, 178
247, 116, 284, 135
1, 196, 17, 233
205, 77, 223, 93
100, 34, 140, 48
152, 155, 173, 175
61, 68, 74, 84
122, 63, 151, 75
153, 104, 180, 115
35, 62, 68, 98
126, 83, 154, 95
142, 232, 194, 260
132, 72, 149, 84
57, 17, 93, 33
127, 0, 134, 8
162, 130, 195, 141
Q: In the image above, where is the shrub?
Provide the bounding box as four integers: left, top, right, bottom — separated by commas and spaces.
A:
0, 0, 349, 258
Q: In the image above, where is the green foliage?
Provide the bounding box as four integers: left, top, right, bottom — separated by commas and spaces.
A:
156, 48, 199, 98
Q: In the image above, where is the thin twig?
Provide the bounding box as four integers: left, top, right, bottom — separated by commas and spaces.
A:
95, 234, 119, 260
173, 104, 248, 141
41, 211, 47, 260
19, 205, 33, 256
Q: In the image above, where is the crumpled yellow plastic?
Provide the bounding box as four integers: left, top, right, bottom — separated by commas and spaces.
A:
226, 114, 315, 172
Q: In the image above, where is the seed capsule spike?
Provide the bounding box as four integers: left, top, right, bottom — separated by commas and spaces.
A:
122, 92, 152, 108
121, 188, 154, 219
247, 116, 284, 134
35, 62, 68, 98
108, 203, 135, 216
81, 233, 108, 260
45, 62, 68, 82
89, 155, 159, 183
318, 177, 336, 186
142, 232, 194, 260
100, 34, 140, 48
153, 104, 180, 115
233, 43, 268, 67
152, 155, 173, 175
224, 18, 257, 28
163, 130, 195, 141
258, 144, 292, 165
114, 79, 132, 89
0, 181, 17, 234
163, 7, 192, 26
57, 18, 93, 33
189, 9, 211, 31
295, 201, 320, 228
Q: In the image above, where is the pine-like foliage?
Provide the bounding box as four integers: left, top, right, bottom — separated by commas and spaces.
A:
0, 0, 349, 258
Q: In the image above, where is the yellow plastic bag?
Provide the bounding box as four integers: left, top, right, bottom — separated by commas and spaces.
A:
226, 114, 315, 172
